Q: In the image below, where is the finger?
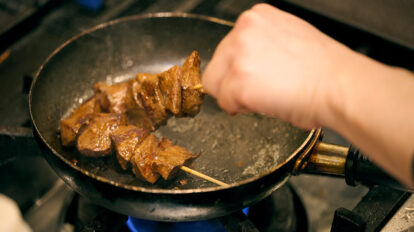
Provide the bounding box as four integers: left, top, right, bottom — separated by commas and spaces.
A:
250, 3, 279, 14
216, 65, 247, 115
201, 30, 236, 98
250, 3, 290, 21
203, 9, 263, 98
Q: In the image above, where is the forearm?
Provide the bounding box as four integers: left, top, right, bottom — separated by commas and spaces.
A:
320, 50, 414, 186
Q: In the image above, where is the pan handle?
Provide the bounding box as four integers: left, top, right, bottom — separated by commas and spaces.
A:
344, 146, 412, 191
298, 142, 413, 192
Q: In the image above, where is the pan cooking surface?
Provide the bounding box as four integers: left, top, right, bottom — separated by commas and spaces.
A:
30, 14, 310, 191
60, 92, 308, 189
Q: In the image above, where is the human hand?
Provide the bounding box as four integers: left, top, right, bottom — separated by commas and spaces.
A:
202, 3, 354, 129
202, 3, 414, 186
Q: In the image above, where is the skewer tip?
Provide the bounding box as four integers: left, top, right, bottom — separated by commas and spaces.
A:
180, 166, 229, 187
193, 84, 205, 94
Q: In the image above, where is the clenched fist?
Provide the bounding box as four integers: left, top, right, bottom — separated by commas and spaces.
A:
202, 3, 354, 129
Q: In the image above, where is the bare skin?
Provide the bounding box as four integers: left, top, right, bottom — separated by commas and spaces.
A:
202, 3, 414, 187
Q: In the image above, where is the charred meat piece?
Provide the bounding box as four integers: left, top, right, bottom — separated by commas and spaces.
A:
126, 80, 156, 131
110, 125, 149, 170
94, 80, 155, 131
77, 113, 126, 157
158, 65, 182, 115
130, 79, 145, 109
131, 134, 161, 184
125, 108, 155, 132
60, 97, 101, 146
131, 136, 199, 183
159, 137, 173, 149
153, 137, 199, 180
180, 51, 203, 116
94, 81, 136, 114
136, 73, 168, 126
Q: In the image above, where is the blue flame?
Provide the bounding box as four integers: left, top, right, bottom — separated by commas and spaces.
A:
127, 207, 250, 232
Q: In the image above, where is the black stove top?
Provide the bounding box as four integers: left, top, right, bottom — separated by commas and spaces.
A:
0, 1, 412, 231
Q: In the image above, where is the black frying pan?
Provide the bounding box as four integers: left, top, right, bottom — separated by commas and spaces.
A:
29, 13, 409, 221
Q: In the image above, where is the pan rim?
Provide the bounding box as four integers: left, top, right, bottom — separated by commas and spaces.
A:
29, 12, 316, 194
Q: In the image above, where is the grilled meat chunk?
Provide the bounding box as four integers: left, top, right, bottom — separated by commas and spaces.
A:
159, 137, 173, 149
158, 65, 182, 115
126, 80, 155, 131
130, 80, 144, 109
131, 134, 160, 184
130, 136, 199, 183
60, 97, 101, 146
153, 137, 199, 180
77, 113, 126, 157
94, 81, 136, 114
136, 73, 168, 126
110, 125, 149, 170
180, 51, 203, 116
125, 108, 155, 132
94, 80, 155, 131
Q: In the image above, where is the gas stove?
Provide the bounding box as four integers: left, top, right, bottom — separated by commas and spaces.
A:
0, 0, 413, 231
53, 182, 306, 231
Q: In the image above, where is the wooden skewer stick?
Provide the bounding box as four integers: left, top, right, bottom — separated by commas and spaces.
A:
184, 84, 226, 186
180, 166, 229, 187
193, 84, 205, 93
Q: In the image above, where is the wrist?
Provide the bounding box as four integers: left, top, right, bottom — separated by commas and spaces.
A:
317, 50, 414, 185
313, 47, 361, 130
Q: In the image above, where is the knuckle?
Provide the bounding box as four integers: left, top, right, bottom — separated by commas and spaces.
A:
227, 65, 243, 84
228, 67, 249, 107
232, 15, 261, 51
237, 82, 251, 111
229, 57, 249, 81
217, 75, 245, 115
232, 31, 248, 50
236, 10, 259, 29
231, 29, 255, 57
251, 3, 271, 12
217, 90, 235, 114
217, 97, 232, 114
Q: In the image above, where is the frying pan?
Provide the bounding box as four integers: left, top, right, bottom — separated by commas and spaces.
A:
29, 13, 409, 222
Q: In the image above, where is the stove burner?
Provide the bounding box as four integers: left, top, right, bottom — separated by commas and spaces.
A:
126, 217, 227, 232
61, 183, 306, 232
126, 208, 251, 232
126, 208, 250, 232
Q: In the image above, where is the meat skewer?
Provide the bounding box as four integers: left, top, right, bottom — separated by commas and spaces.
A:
59, 51, 228, 186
